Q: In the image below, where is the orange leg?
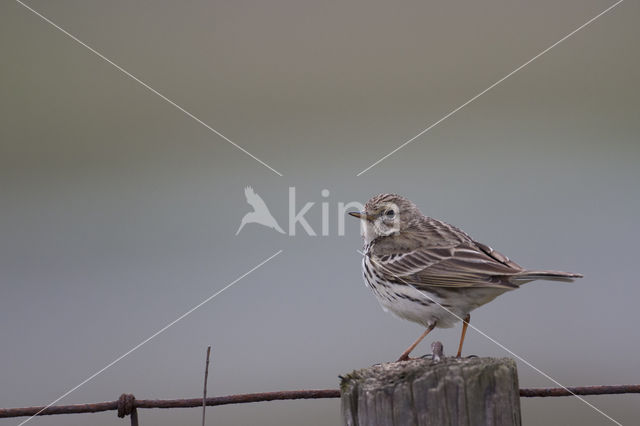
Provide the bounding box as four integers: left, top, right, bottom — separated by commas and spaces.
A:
456, 314, 471, 358
397, 323, 436, 362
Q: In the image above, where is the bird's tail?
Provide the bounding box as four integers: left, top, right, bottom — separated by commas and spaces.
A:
508, 270, 583, 285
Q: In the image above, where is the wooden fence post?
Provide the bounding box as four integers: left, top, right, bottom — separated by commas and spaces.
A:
340, 348, 521, 426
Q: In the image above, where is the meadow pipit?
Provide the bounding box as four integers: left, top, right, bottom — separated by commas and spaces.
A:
349, 193, 582, 361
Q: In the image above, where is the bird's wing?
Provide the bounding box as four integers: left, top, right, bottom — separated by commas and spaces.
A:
370, 219, 523, 289
244, 186, 270, 211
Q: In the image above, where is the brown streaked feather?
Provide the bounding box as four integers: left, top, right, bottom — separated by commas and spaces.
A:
362, 195, 581, 291
370, 249, 520, 290
369, 216, 526, 290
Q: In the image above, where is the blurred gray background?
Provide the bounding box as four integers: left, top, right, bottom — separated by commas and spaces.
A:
1, 0, 639, 425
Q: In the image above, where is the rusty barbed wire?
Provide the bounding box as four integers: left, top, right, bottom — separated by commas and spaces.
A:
0, 390, 340, 418
519, 384, 640, 397
1, 385, 639, 419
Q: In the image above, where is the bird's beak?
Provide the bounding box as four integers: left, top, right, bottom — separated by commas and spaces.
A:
348, 211, 369, 220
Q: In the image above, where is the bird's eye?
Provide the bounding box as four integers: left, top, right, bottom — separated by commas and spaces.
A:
385, 210, 395, 217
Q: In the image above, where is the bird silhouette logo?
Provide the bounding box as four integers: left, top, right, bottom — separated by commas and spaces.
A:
236, 186, 285, 235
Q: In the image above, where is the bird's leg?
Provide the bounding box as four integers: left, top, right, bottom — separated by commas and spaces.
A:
456, 314, 471, 358
397, 323, 436, 362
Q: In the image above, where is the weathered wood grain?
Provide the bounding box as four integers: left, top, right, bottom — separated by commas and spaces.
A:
341, 356, 521, 426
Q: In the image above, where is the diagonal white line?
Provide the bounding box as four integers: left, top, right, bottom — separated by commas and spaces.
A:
356, 0, 624, 176
17, 249, 283, 426
358, 249, 623, 426
14, 0, 283, 177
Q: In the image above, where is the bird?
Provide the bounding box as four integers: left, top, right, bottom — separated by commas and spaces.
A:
236, 186, 285, 235
349, 193, 582, 361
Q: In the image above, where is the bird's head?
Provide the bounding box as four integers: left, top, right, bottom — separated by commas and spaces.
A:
348, 193, 421, 244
